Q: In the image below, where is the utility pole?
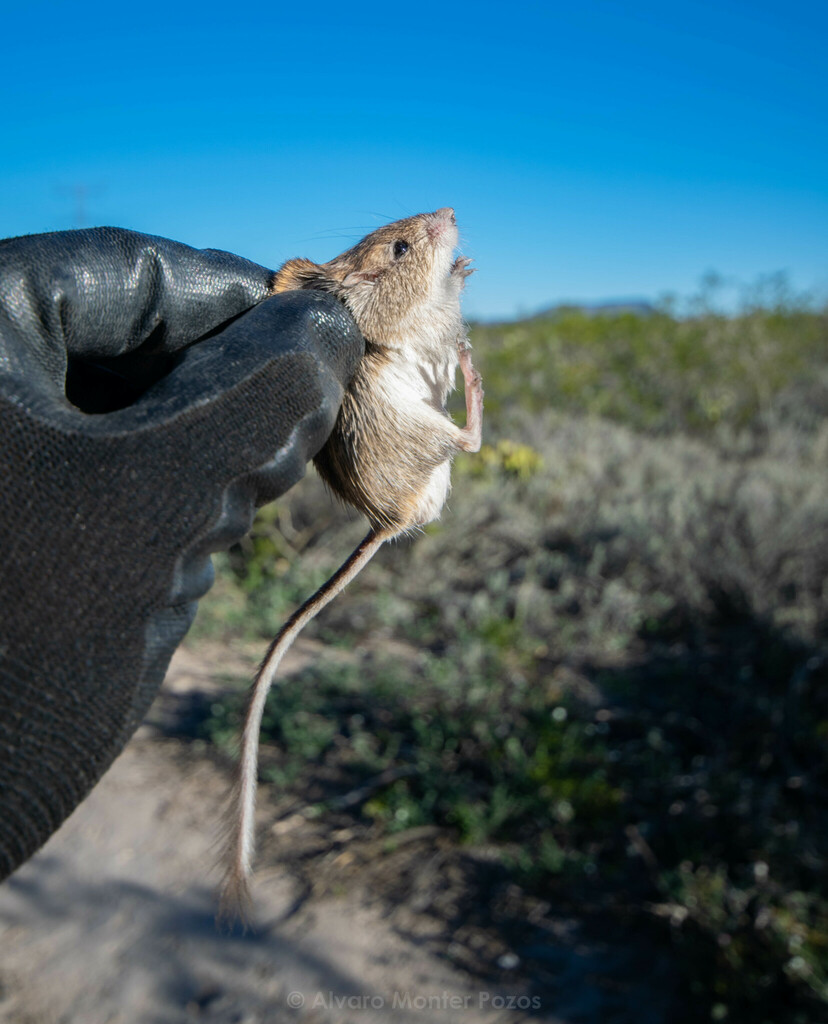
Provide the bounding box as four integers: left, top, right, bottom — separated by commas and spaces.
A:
72, 184, 88, 228
57, 183, 105, 228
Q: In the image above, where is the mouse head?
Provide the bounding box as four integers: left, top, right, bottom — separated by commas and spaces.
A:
326, 208, 461, 346
274, 209, 464, 349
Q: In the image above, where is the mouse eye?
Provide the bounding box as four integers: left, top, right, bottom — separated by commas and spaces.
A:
393, 240, 409, 259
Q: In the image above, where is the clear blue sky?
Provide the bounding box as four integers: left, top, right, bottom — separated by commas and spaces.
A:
2, 0, 826, 319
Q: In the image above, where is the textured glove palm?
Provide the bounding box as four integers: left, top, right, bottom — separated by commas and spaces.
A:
0, 227, 363, 879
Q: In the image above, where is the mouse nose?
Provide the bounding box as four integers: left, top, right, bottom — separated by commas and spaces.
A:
427, 207, 458, 241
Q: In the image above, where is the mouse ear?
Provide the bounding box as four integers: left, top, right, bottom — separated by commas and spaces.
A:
271, 257, 324, 294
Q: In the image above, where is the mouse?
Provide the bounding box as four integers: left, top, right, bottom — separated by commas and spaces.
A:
220, 207, 483, 918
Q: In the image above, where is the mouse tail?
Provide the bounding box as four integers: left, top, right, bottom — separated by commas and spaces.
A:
218, 527, 392, 922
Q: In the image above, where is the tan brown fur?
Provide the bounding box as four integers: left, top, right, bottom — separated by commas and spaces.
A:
272, 213, 452, 341
221, 210, 482, 919
313, 343, 457, 529
270, 211, 472, 529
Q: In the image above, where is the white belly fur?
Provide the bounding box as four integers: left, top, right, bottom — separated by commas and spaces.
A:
413, 459, 452, 525
373, 355, 458, 527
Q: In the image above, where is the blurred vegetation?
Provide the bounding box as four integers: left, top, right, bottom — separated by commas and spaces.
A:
472, 272, 827, 439
193, 278, 828, 1023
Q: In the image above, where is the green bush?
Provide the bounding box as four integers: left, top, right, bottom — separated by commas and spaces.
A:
467, 299, 827, 439
194, 294, 828, 1022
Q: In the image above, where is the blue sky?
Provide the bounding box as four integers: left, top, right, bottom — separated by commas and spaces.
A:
2, 0, 826, 319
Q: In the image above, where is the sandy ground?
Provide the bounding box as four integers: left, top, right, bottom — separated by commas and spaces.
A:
0, 642, 678, 1024
0, 647, 549, 1024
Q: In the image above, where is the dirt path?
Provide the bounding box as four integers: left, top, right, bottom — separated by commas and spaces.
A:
0, 648, 544, 1024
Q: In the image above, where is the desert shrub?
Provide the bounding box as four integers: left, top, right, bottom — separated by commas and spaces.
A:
194, 295, 828, 1021
197, 409, 828, 1020
467, 301, 827, 440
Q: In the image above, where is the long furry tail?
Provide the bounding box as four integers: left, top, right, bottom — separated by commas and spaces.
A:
218, 527, 390, 922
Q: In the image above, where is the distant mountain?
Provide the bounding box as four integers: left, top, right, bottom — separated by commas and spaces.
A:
467, 299, 660, 328
533, 299, 658, 319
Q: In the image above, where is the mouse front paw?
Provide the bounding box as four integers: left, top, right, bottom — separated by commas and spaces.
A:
451, 256, 475, 285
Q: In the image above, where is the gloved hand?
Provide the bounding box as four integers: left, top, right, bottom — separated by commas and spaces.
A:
0, 227, 363, 879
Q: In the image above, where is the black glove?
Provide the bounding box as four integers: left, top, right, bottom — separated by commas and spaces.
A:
0, 227, 363, 879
